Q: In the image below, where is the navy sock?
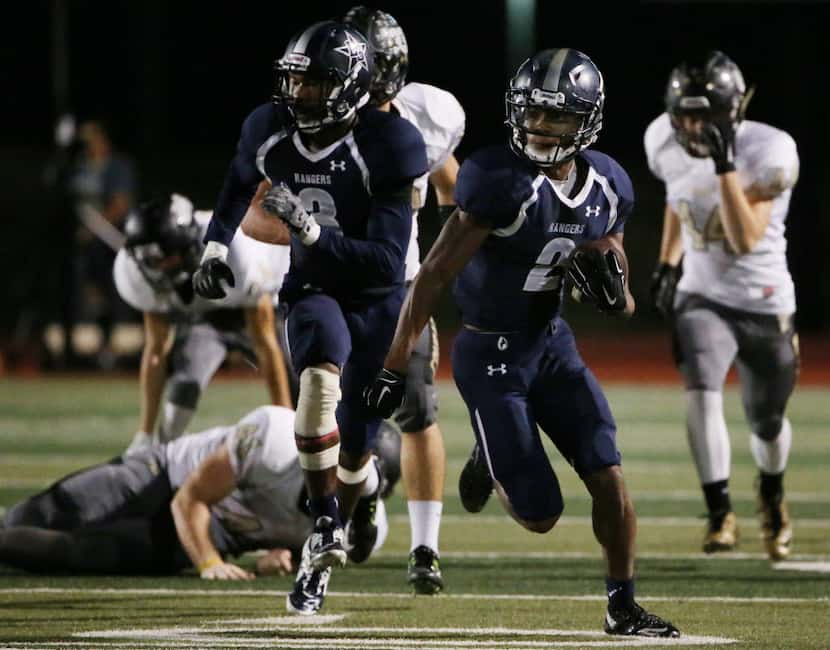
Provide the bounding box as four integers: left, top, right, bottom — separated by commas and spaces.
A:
606, 577, 635, 610
308, 496, 341, 527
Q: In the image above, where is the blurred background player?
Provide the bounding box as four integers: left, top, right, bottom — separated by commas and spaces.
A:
192, 21, 427, 614
40, 118, 138, 369
367, 48, 679, 638
343, 5, 465, 594
645, 51, 800, 560
0, 404, 398, 602
114, 193, 293, 451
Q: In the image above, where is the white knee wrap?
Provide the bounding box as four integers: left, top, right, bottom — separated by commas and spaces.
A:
295, 367, 342, 471
686, 390, 731, 484
337, 457, 373, 485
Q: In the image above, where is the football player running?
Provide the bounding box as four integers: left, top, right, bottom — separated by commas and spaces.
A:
0, 404, 398, 608
366, 48, 679, 638
343, 5, 465, 594
645, 51, 799, 561
192, 21, 427, 614
115, 194, 293, 452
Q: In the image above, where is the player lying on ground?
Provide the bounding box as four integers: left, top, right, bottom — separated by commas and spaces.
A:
0, 405, 398, 589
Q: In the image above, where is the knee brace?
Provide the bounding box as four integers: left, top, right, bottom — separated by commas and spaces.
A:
336, 457, 373, 486
295, 367, 341, 471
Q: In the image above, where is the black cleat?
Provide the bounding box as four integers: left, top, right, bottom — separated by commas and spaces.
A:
458, 442, 493, 513
604, 602, 680, 638
346, 484, 379, 564
407, 545, 444, 595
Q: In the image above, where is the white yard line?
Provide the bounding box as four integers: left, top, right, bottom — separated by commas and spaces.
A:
0, 587, 825, 604
374, 550, 830, 561
389, 514, 830, 528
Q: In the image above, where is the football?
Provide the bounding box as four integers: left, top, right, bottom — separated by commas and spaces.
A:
569, 236, 634, 315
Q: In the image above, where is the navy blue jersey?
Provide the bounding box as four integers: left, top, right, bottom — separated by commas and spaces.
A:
206, 103, 428, 302
453, 145, 634, 332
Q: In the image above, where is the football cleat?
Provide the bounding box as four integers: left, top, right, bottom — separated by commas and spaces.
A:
458, 442, 493, 513
604, 602, 680, 638
407, 545, 443, 595
308, 515, 347, 571
702, 510, 738, 554
758, 495, 792, 561
286, 536, 332, 616
346, 462, 380, 564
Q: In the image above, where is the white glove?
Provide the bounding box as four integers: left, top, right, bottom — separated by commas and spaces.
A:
261, 184, 320, 246
199, 559, 255, 580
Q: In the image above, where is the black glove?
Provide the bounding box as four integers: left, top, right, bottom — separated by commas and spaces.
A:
701, 119, 737, 174
364, 368, 407, 418
193, 258, 236, 299
567, 248, 626, 312
649, 262, 681, 319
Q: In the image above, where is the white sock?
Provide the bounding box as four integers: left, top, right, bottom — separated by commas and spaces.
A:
686, 390, 731, 484
408, 500, 442, 553
359, 458, 380, 497
750, 418, 792, 474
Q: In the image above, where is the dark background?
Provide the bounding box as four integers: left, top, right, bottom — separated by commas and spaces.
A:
2, 0, 828, 350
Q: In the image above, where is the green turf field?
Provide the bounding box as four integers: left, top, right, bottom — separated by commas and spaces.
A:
0, 377, 827, 648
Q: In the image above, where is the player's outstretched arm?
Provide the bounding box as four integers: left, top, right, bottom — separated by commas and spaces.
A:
171, 447, 255, 580
365, 210, 491, 417
138, 312, 172, 438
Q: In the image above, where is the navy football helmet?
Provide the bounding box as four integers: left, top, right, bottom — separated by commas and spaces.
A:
125, 194, 201, 294
343, 6, 409, 105
665, 50, 749, 157
274, 21, 372, 133
505, 48, 604, 167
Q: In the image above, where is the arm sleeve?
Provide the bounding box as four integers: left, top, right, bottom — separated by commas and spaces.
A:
314, 188, 413, 285
205, 105, 274, 246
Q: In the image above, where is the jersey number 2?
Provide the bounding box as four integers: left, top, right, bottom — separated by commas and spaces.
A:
522, 237, 575, 292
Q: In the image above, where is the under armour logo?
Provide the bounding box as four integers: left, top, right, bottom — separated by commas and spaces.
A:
330, 160, 346, 171
486, 363, 507, 376
585, 205, 600, 217
497, 336, 508, 351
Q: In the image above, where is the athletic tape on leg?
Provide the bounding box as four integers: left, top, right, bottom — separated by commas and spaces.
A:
337, 458, 372, 485
295, 367, 341, 471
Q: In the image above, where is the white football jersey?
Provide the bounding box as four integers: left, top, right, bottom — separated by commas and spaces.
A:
165, 406, 310, 553
113, 211, 290, 316
392, 82, 465, 281
645, 113, 799, 314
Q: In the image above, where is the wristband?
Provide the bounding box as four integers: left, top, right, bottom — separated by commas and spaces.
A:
197, 555, 223, 573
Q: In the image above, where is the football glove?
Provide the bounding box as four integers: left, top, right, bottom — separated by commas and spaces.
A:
568, 248, 626, 312
701, 119, 737, 174
364, 368, 406, 418
193, 241, 235, 299
649, 262, 681, 319
261, 183, 320, 246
